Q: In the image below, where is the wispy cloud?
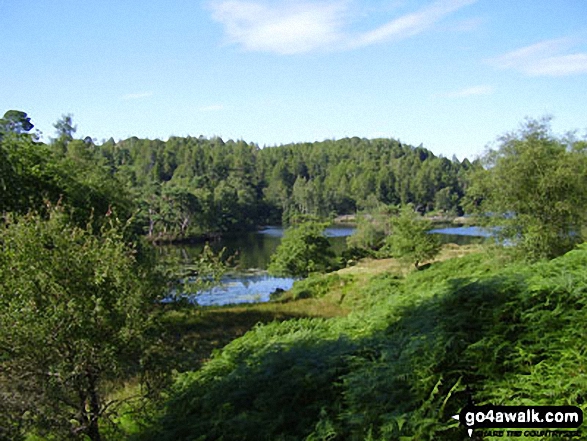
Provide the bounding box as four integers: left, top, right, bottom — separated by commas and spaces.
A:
350, 0, 477, 48
439, 85, 493, 98
488, 37, 587, 77
122, 91, 153, 100
209, 0, 477, 54
444, 16, 483, 33
198, 104, 225, 112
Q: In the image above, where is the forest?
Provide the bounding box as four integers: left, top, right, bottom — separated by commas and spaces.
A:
104, 132, 476, 236
0, 110, 477, 240
1, 110, 587, 440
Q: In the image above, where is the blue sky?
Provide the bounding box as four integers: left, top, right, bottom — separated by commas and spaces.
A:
1, 0, 586, 159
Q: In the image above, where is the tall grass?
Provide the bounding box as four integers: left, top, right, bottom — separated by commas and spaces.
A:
137, 245, 587, 440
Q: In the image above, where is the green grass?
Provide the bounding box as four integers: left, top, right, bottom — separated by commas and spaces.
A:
154, 243, 483, 373
133, 243, 587, 441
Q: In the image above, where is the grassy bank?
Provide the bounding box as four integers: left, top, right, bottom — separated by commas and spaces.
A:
130, 241, 587, 440
153, 244, 483, 373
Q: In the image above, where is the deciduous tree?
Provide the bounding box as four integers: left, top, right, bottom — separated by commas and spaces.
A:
0, 110, 34, 137
268, 220, 336, 277
0, 208, 165, 440
382, 205, 441, 269
466, 117, 587, 260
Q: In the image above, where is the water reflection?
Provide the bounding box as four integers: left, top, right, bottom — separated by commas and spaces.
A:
429, 226, 492, 237
429, 226, 491, 246
163, 224, 490, 306
161, 225, 352, 271
258, 225, 356, 238
169, 273, 295, 307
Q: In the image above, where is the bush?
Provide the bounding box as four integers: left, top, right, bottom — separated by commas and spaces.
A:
139, 247, 587, 440
0, 208, 165, 441
268, 221, 336, 277
290, 273, 351, 300
466, 117, 587, 260
381, 205, 441, 269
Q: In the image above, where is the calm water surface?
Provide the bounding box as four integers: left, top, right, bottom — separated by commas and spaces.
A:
162, 224, 488, 306
430, 225, 491, 245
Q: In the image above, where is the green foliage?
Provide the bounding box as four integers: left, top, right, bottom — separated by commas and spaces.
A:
94, 134, 469, 236
290, 272, 352, 300
160, 242, 229, 301
0, 133, 60, 215
434, 187, 460, 215
6, 110, 568, 440
268, 221, 337, 277
140, 247, 587, 441
0, 208, 166, 441
52, 113, 76, 143
346, 207, 395, 252
381, 205, 441, 269
138, 318, 356, 441
0, 110, 34, 138
467, 117, 587, 260
0, 117, 132, 231
1, 109, 472, 241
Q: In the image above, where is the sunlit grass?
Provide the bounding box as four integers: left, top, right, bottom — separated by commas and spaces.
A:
107, 243, 486, 438
155, 243, 482, 371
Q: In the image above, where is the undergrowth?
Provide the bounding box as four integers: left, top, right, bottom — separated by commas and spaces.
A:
136, 246, 587, 441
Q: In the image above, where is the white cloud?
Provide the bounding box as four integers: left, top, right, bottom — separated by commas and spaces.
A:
122, 91, 153, 100
528, 53, 587, 76
444, 16, 483, 33
439, 85, 493, 98
209, 0, 477, 54
488, 37, 587, 77
210, 1, 347, 54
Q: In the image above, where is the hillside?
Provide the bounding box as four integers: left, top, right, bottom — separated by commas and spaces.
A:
138, 245, 587, 440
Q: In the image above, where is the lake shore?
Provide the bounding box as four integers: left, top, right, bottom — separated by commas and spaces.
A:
334, 213, 478, 226
158, 243, 482, 370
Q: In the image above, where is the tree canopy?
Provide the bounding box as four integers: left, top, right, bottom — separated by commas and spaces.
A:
0, 208, 166, 440
466, 117, 587, 260
381, 204, 441, 269
268, 220, 336, 277
73, 133, 475, 237
1, 108, 478, 240
0, 110, 34, 137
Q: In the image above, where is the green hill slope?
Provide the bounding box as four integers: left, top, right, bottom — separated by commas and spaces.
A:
139, 246, 587, 440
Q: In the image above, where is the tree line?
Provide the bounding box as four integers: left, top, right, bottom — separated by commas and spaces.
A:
0, 110, 479, 241
2, 109, 587, 440
3, 109, 585, 265
100, 134, 476, 240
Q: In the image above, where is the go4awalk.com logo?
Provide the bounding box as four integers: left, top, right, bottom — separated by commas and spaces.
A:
452, 404, 583, 438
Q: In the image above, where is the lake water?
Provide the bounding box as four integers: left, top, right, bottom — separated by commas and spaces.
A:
174, 274, 296, 306
163, 224, 489, 306
430, 225, 491, 245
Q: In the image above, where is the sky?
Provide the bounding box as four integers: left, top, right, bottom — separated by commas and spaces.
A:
1, 0, 587, 160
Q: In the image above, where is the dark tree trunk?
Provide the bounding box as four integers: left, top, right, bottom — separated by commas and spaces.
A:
86, 369, 102, 441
